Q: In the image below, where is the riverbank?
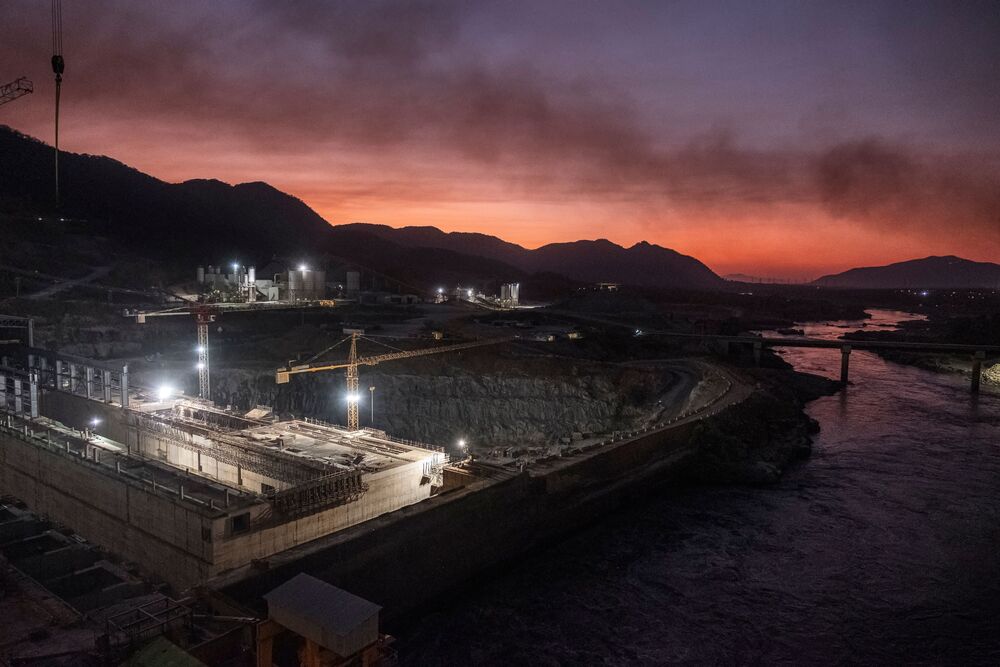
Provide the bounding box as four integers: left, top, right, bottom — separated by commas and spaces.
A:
395, 309, 1000, 666
677, 366, 837, 484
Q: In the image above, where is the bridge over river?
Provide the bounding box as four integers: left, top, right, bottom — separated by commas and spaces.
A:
650, 331, 999, 393
547, 310, 999, 394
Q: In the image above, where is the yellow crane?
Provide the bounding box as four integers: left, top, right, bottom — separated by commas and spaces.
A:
276, 330, 514, 431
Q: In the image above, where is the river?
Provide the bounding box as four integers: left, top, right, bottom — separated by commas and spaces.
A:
397, 310, 1000, 665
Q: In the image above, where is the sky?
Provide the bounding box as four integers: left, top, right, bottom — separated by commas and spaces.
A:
2, 0, 998, 279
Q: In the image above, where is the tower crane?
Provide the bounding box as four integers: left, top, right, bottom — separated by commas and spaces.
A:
51, 0, 65, 207
276, 331, 515, 431
132, 303, 217, 400
0, 77, 33, 107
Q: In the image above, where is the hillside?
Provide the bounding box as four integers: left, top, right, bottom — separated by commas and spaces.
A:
1, 126, 722, 291
339, 223, 723, 289
814, 256, 1000, 289
0, 126, 332, 262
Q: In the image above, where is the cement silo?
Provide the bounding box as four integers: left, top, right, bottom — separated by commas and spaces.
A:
288, 268, 304, 301
346, 271, 361, 297
312, 270, 327, 299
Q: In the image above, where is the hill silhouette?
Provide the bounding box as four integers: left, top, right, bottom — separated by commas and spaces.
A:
1, 126, 722, 290
814, 256, 1000, 289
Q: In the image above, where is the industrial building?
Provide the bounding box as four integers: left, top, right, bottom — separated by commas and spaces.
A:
0, 347, 447, 592
197, 263, 327, 303
500, 282, 520, 309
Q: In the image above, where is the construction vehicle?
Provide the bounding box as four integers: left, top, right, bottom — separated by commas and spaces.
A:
276, 330, 514, 431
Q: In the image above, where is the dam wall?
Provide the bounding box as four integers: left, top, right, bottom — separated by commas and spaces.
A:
219, 418, 702, 620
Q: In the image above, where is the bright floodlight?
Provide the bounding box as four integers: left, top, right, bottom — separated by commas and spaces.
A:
156, 385, 175, 402
345, 392, 361, 403
196, 362, 205, 370
90, 417, 101, 427
299, 264, 308, 272
232, 262, 239, 271
458, 438, 467, 449
437, 287, 444, 294
467, 289, 473, 298
196, 345, 205, 353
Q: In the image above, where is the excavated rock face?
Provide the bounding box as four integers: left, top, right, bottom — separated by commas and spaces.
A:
983, 363, 1000, 386
210, 361, 680, 450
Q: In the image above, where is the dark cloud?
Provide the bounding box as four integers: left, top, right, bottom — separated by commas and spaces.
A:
2, 0, 998, 255
816, 140, 1000, 244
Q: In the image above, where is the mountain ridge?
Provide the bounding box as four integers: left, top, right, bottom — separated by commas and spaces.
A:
813, 255, 1000, 289
337, 222, 724, 289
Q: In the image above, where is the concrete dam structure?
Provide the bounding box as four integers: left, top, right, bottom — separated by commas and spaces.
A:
0, 354, 446, 591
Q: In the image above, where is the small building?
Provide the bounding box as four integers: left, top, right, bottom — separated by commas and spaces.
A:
262, 574, 384, 664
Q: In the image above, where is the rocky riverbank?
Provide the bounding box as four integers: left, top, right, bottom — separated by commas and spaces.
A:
677, 367, 838, 484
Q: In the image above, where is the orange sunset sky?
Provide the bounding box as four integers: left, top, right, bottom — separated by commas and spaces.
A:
3, 1, 998, 279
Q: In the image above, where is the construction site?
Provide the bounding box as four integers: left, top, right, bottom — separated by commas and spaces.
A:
0, 4, 760, 664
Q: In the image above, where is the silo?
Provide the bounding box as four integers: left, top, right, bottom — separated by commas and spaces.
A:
313, 270, 326, 299
288, 269, 304, 301
346, 271, 361, 296
301, 269, 315, 300
197, 266, 205, 284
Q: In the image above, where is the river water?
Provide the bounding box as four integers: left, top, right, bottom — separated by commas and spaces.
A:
397, 310, 1000, 665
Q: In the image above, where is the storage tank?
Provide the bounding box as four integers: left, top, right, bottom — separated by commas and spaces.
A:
313, 270, 326, 299
247, 266, 257, 302
301, 269, 315, 300
287, 269, 304, 301
196, 266, 205, 284
346, 271, 361, 296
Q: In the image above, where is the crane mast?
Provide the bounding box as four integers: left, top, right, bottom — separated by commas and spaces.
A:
346, 334, 360, 432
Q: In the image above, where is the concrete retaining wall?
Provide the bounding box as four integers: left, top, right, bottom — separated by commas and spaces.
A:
0, 431, 216, 589
220, 420, 701, 620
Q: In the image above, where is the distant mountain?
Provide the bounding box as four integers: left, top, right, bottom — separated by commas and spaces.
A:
339, 223, 723, 289
814, 256, 1000, 289
1, 126, 722, 291
0, 126, 332, 262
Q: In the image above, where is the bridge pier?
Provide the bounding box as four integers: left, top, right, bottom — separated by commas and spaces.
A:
840, 345, 851, 385
971, 350, 985, 394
